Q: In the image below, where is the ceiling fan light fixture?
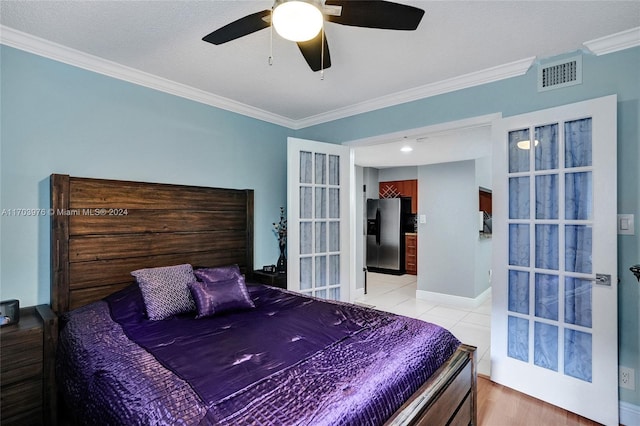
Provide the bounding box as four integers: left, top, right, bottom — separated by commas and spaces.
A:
272, 0, 323, 42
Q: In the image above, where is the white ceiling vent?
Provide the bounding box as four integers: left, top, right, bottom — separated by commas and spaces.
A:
538, 55, 582, 92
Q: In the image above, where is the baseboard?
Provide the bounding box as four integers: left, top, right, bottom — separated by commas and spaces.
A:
416, 286, 491, 309
620, 401, 640, 426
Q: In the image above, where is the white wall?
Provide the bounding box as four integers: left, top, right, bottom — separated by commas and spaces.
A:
363, 167, 379, 199
475, 155, 492, 296
475, 156, 492, 190
355, 166, 365, 292
475, 238, 492, 297
378, 166, 418, 181
418, 160, 478, 298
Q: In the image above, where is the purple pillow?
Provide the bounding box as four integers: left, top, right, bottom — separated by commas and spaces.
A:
131, 264, 196, 320
194, 264, 241, 283
188, 274, 255, 318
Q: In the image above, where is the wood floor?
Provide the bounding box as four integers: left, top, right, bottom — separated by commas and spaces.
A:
477, 375, 602, 426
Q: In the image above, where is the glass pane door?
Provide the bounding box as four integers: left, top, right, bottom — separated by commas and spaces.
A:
287, 137, 351, 302
506, 119, 594, 381
298, 151, 341, 300
491, 96, 618, 426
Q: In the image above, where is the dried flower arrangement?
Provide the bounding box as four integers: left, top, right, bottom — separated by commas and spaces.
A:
273, 206, 287, 247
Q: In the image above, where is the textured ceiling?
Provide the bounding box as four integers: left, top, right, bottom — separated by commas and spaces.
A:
2, 0, 639, 130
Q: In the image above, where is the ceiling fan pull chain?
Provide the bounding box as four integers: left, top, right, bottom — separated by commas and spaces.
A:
268, 8, 274, 66
320, 22, 325, 80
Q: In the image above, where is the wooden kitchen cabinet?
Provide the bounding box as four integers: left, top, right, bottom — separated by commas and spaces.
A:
479, 187, 492, 213
405, 233, 417, 275
379, 179, 418, 214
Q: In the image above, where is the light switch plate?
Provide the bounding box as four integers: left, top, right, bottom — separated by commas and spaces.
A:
419, 214, 427, 224
617, 214, 634, 235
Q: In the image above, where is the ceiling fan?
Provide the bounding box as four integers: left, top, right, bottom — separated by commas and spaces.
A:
202, 0, 425, 72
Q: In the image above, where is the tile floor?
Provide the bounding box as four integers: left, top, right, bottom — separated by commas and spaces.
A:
355, 272, 491, 377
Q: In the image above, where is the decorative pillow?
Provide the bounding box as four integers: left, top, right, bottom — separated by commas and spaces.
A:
194, 264, 241, 283
188, 274, 255, 318
131, 264, 196, 320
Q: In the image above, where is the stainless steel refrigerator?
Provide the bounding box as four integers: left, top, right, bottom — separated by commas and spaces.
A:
366, 198, 411, 274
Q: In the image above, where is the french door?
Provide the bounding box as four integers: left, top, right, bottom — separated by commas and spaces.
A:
491, 95, 618, 425
287, 137, 353, 302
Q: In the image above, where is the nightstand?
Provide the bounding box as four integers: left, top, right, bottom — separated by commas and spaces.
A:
0, 304, 57, 426
252, 270, 287, 289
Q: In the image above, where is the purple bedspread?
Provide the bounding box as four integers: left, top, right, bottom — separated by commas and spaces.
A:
57, 284, 460, 425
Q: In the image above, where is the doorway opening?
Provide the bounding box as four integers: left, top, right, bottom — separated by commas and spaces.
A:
345, 113, 500, 378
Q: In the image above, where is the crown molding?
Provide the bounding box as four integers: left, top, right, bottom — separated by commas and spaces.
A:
0, 25, 298, 128
583, 26, 640, 56
5, 23, 635, 130
292, 57, 535, 129
0, 25, 535, 130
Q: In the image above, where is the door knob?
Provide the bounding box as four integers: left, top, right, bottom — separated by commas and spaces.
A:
591, 274, 611, 286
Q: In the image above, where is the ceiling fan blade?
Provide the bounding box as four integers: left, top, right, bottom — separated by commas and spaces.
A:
325, 0, 424, 30
297, 30, 332, 72
202, 10, 271, 45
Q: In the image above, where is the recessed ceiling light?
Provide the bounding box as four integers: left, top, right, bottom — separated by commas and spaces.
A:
400, 146, 413, 153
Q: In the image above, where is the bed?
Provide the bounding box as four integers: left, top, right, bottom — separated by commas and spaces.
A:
50, 174, 477, 425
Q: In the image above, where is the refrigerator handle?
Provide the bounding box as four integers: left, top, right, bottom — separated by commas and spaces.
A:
376, 208, 381, 245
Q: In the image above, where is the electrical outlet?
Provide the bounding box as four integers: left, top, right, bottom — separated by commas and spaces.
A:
619, 366, 635, 390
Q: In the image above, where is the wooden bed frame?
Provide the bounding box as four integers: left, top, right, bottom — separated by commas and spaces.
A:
50, 173, 476, 426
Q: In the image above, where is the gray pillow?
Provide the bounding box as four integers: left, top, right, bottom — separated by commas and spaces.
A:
131, 264, 196, 320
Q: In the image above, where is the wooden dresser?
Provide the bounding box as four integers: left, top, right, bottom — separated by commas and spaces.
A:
0, 305, 57, 425
405, 233, 417, 275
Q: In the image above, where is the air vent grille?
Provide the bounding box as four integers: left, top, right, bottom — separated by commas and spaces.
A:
538, 56, 582, 92
542, 61, 577, 87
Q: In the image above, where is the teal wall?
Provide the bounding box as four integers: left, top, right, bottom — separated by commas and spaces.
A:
297, 47, 640, 407
0, 45, 291, 306
1, 43, 638, 407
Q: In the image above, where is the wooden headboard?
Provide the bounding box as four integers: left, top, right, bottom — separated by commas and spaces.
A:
50, 174, 254, 314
